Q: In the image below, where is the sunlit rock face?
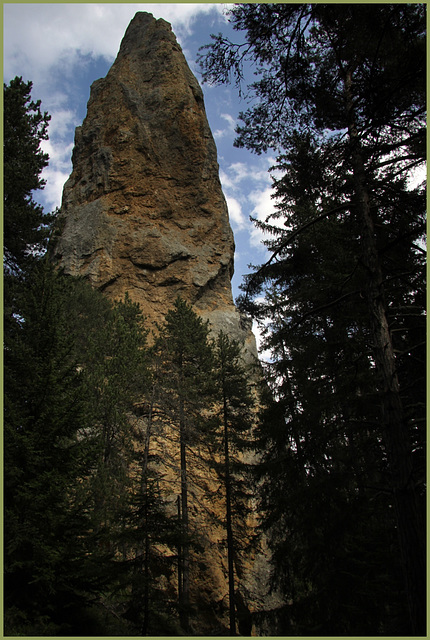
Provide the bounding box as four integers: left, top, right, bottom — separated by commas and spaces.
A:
52, 11, 256, 358
51, 12, 277, 634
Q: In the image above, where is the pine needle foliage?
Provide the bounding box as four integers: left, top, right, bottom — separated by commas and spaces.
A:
199, 4, 426, 635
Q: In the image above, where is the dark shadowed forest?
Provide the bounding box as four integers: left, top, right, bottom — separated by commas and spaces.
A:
4, 4, 426, 636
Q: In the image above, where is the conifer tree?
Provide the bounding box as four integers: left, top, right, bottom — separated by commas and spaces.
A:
212, 331, 256, 635
3, 76, 55, 408
82, 294, 149, 543
3, 263, 108, 634
154, 297, 214, 632
4, 258, 154, 634
3, 76, 52, 274
200, 4, 426, 634
118, 356, 183, 636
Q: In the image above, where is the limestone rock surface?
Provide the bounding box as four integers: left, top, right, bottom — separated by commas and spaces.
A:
53, 12, 254, 355
51, 12, 274, 633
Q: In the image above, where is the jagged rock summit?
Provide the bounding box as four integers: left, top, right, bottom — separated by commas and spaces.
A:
53, 11, 256, 357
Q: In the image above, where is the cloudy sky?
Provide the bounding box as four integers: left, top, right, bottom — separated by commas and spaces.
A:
4, 2, 277, 300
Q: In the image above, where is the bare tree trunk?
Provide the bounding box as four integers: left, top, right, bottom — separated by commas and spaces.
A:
141, 384, 155, 635
345, 68, 426, 635
177, 494, 182, 604
223, 393, 236, 635
179, 397, 190, 632
142, 499, 150, 635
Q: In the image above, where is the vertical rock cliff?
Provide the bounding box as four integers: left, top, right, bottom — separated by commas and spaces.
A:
53, 11, 256, 357
52, 12, 275, 634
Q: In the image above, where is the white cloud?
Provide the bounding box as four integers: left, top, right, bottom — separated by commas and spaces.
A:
41, 168, 71, 212
4, 3, 224, 86
214, 112, 236, 139
214, 129, 226, 140
47, 109, 79, 139
219, 169, 236, 191
39, 139, 75, 210
40, 139, 74, 171
221, 113, 235, 128
248, 187, 281, 249
226, 195, 246, 230
220, 159, 273, 191
44, 90, 73, 111
219, 156, 279, 252
249, 187, 275, 218
230, 162, 252, 183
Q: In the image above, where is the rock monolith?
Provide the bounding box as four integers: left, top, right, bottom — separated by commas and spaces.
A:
52, 11, 256, 358
52, 12, 276, 634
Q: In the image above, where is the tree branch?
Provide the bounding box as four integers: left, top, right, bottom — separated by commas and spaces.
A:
244, 202, 351, 298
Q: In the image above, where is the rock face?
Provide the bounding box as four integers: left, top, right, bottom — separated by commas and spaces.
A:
53, 11, 255, 357
52, 12, 274, 634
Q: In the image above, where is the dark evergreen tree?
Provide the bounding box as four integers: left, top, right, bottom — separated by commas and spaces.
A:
82, 294, 149, 541
2, 76, 121, 634
3, 76, 52, 274
200, 4, 426, 635
212, 331, 256, 635
154, 297, 215, 632
105, 322, 183, 637
3, 259, 155, 635
122, 408, 182, 636
3, 263, 111, 635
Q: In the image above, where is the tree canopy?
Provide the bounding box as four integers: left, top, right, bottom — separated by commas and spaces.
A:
4, 9, 426, 632
3, 76, 52, 274
199, 4, 426, 635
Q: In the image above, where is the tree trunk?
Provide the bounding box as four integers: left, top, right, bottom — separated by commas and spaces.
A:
141, 385, 155, 635
179, 397, 190, 632
142, 498, 150, 635
345, 68, 426, 635
223, 392, 236, 635
177, 494, 182, 603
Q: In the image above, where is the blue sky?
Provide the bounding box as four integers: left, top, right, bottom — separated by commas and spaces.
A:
3, 3, 277, 302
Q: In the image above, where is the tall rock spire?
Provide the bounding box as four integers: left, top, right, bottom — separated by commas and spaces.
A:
53, 12, 254, 355
51, 12, 275, 633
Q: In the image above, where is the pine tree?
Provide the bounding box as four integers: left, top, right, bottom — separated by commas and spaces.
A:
4, 259, 155, 634
114, 342, 183, 636
212, 331, 256, 635
82, 294, 149, 540
3, 263, 107, 634
122, 421, 182, 636
199, 5, 426, 634
3, 76, 52, 274
154, 297, 215, 632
